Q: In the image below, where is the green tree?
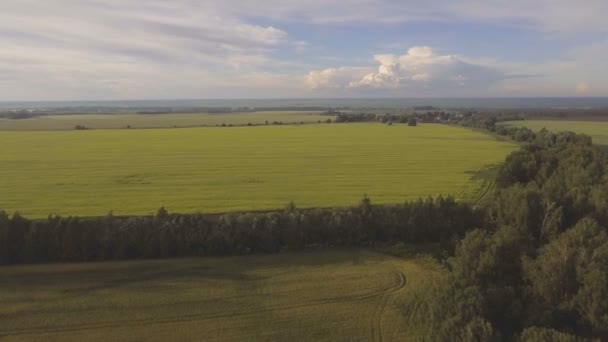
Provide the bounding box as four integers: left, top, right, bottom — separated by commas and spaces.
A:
524, 218, 608, 331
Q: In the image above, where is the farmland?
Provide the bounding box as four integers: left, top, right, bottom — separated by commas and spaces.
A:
0, 249, 442, 341
501, 120, 608, 145
0, 112, 330, 131
0, 123, 515, 218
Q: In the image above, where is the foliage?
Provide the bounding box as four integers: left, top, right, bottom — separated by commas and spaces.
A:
502, 120, 608, 146
0, 195, 484, 264
417, 129, 608, 340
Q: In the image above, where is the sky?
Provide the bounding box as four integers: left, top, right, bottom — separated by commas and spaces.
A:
1, 0, 607, 101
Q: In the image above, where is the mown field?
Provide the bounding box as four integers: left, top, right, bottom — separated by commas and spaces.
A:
501, 120, 608, 145
0, 250, 442, 341
0, 112, 329, 131
0, 123, 515, 218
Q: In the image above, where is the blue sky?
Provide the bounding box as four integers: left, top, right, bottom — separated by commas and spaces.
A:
1, 0, 607, 100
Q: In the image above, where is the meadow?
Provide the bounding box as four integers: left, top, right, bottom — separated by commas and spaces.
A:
0, 112, 329, 131
501, 120, 608, 145
0, 249, 442, 341
0, 123, 515, 218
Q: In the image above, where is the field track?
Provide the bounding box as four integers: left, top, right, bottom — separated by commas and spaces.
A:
370, 270, 406, 342
1, 271, 406, 339
0, 251, 436, 341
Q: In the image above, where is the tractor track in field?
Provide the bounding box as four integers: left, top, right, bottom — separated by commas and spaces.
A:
474, 180, 495, 204
1, 270, 407, 339
370, 271, 406, 342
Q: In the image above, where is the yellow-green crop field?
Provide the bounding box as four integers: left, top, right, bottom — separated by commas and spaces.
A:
0, 250, 442, 341
0, 112, 329, 131
501, 120, 608, 145
0, 123, 515, 218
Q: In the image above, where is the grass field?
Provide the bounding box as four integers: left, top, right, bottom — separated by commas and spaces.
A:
501, 120, 608, 145
0, 112, 330, 131
0, 250, 442, 341
0, 123, 515, 218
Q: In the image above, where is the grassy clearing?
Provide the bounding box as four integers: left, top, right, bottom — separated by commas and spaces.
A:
0, 249, 443, 341
0, 123, 515, 218
0, 112, 330, 131
501, 120, 608, 145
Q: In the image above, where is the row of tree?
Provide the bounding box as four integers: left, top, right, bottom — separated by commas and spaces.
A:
334, 111, 440, 124
0, 196, 482, 265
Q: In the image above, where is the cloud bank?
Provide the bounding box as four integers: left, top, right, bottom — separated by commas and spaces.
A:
307, 47, 507, 95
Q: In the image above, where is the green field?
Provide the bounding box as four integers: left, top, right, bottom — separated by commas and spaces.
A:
0, 112, 330, 131
0, 250, 441, 341
0, 123, 515, 218
501, 120, 608, 145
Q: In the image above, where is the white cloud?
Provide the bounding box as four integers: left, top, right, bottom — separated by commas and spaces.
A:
307, 46, 507, 95
576, 82, 591, 95
305, 67, 371, 90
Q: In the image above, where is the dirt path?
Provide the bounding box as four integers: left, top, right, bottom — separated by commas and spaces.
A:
370, 271, 407, 342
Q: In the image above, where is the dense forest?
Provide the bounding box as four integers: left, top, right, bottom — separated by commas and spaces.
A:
1, 121, 607, 339
405, 129, 608, 340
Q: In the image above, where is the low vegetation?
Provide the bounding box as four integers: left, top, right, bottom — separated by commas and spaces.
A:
0, 124, 514, 217
0, 250, 442, 341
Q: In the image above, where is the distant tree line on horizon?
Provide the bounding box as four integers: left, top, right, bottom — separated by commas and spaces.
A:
0, 106, 351, 118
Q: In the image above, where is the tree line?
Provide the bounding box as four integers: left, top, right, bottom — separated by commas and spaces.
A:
0, 196, 482, 265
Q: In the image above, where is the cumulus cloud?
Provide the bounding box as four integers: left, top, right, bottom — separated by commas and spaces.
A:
306, 67, 370, 90
307, 46, 506, 94
576, 82, 591, 95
